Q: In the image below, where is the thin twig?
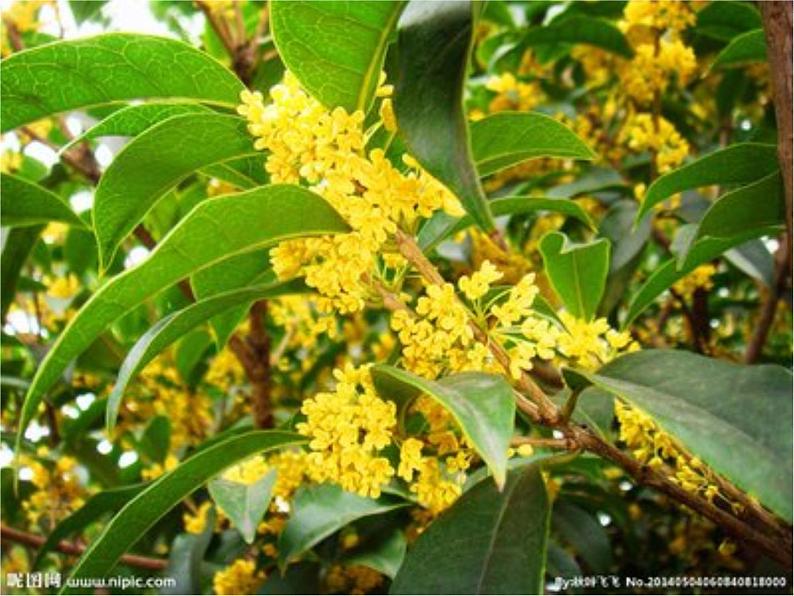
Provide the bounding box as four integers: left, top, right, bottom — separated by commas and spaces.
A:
0, 524, 168, 571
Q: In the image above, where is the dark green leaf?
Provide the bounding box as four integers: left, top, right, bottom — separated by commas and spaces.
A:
625, 229, 774, 325
271, 0, 405, 112
713, 28, 767, 68
372, 366, 514, 488
1, 33, 243, 132
391, 463, 550, 595
683, 172, 783, 260
1, 225, 43, 320
18, 185, 348, 455
523, 15, 632, 58
278, 483, 408, 568
696, 2, 761, 41
393, 0, 495, 231
93, 113, 256, 268
539, 231, 610, 321
418, 196, 595, 252
564, 349, 793, 522
209, 469, 277, 543
344, 529, 407, 579
637, 143, 779, 222
61, 431, 305, 592
471, 112, 595, 177
106, 279, 306, 431
161, 510, 216, 596
1, 174, 86, 228
553, 501, 613, 573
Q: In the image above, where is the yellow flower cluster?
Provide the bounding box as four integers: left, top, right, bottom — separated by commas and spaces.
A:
623, 114, 690, 173
0, 150, 22, 173
556, 312, 639, 371
2, 0, 50, 33
184, 501, 213, 534
485, 72, 543, 113
213, 559, 263, 596
297, 364, 396, 497
270, 296, 338, 359
238, 73, 464, 313
22, 452, 85, 530
221, 450, 308, 500
618, 1, 697, 105
672, 264, 716, 300
615, 401, 723, 503
325, 564, 384, 595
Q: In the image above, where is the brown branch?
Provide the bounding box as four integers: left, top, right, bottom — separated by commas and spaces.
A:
0, 524, 168, 571
745, 235, 791, 362
386, 228, 791, 567
746, 3, 794, 363
228, 301, 273, 429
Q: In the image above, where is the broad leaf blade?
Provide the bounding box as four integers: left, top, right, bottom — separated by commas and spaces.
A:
390, 463, 550, 594
106, 279, 307, 431
565, 350, 793, 522
523, 15, 632, 58
471, 112, 595, 177
696, 2, 762, 41
539, 231, 610, 321
344, 529, 407, 579
638, 143, 779, 222
1, 174, 86, 228
624, 229, 772, 325
93, 113, 256, 268
713, 28, 767, 68
61, 431, 305, 592
418, 196, 595, 252
61, 102, 212, 152
372, 366, 514, 488
271, 0, 405, 113
209, 469, 277, 544
1, 225, 43, 320
1, 33, 243, 132
278, 483, 408, 568
393, 0, 495, 231
18, 185, 348, 453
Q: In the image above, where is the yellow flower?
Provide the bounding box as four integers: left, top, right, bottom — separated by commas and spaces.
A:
297, 364, 396, 497
398, 438, 424, 482
183, 501, 213, 534
458, 260, 503, 301
213, 559, 263, 595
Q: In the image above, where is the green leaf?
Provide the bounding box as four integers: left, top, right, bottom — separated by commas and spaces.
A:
17, 185, 348, 455
1, 33, 243, 132
696, 2, 761, 41
191, 251, 272, 348
564, 349, 793, 522
61, 102, 212, 152
106, 280, 306, 431
624, 229, 772, 326
278, 483, 408, 568
1, 225, 43, 320
33, 484, 146, 569
393, 0, 494, 231
162, 510, 216, 596
552, 501, 613, 574
418, 196, 595, 252
344, 529, 407, 579
523, 15, 632, 58
713, 28, 767, 68
679, 172, 784, 264
471, 112, 595, 177
1, 174, 86, 228
637, 143, 779, 222
271, 0, 405, 113
61, 431, 305, 592
93, 113, 256, 268
371, 366, 514, 488
390, 463, 550, 594
209, 469, 277, 544
539, 231, 610, 321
